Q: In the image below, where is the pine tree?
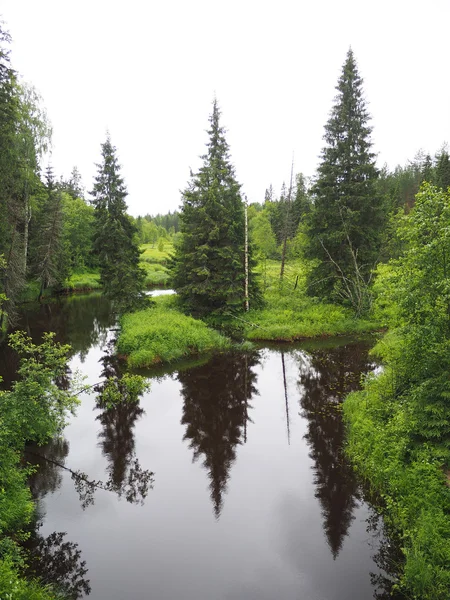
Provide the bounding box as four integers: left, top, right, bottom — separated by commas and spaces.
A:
435, 149, 450, 191
171, 99, 260, 320
0, 23, 24, 327
91, 136, 147, 313
32, 166, 67, 299
306, 49, 383, 311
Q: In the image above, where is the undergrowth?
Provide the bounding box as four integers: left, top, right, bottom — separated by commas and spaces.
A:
344, 186, 450, 600
244, 259, 379, 340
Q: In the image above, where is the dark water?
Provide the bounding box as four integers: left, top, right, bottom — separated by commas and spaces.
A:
0, 294, 400, 600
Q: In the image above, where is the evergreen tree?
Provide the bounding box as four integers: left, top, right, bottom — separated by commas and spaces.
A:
59, 165, 84, 200
0, 23, 24, 327
306, 49, 383, 311
291, 173, 311, 229
435, 149, 450, 191
171, 99, 260, 320
91, 136, 147, 313
32, 166, 67, 299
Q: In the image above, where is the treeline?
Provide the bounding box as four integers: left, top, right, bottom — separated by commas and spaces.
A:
246, 48, 450, 317
0, 21, 181, 327
250, 146, 450, 262
0, 22, 97, 326
132, 211, 180, 246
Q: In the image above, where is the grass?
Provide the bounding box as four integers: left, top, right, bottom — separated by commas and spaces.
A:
117, 295, 231, 367
65, 270, 102, 291
140, 261, 171, 287
140, 242, 174, 264
244, 259, 379, 341
139, 242, 173, 288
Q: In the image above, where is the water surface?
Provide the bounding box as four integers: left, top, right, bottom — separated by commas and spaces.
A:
0, 295, 397, 599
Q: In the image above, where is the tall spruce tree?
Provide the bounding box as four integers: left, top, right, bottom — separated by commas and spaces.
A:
91, 136, 147, 313
306, 49, 383, 311
435, 149, 450, 191
171, 99, 260, 320
32, 166, 67, 299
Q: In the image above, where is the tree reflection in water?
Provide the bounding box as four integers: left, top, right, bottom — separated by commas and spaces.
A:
24, 441, 91, 598
366, 509, 405, 600
93, 341, 154, 507
24, 527, 91, 599
179, 351, 260, 518
297, 341, 374, 559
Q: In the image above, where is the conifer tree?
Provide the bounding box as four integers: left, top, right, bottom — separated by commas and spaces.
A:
171, 100, 260, 320
32, 166, 67, 299
306, 49, 384, 311
435, 149, 450, 191
91, 136, 147, 313
0, 23, 24, 327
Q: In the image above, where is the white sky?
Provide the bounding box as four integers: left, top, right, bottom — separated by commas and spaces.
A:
1, 0, 449, 216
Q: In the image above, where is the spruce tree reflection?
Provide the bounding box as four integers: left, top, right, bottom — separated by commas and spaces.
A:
94, 341, 154, 506
297, 342, 373, 558
179, 352, 259, 518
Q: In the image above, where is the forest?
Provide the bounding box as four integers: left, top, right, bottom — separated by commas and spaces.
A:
0, 16, 449, 600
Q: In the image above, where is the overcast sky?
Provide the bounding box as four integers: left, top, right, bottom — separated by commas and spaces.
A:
1, 0, 449, 216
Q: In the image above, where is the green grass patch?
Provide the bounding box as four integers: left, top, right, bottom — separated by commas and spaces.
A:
245, 259, 379, 340
139, 260, 170, 287
65, 270, 102, 291
118, 295, 231, 367
140, 243, 174, 264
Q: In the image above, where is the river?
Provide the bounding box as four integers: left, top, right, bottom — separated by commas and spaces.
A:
0, 293, 400, 600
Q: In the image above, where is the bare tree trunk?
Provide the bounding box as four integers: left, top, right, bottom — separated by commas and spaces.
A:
23, 184, 31, 276
280, 156, 295, 283
244, 196, 249, 311
281, 352, 290, 445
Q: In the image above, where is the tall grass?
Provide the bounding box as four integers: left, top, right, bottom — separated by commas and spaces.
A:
118, 295, 231, 367
245, 259, 379, 340
139, 243, 173, 287
65, 270, 102, 291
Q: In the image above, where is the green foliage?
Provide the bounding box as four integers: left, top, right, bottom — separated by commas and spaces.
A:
91, 135, 148, 313
117, 295, 231, 367
61, 193, 95, 271
32, 168, 67, 299
244, 260, 378, 340
138, 242, 172, 287
65, 269, 102, 291
0, 331, 79, 445
0, 559, 57, 600
0, 331, 81, 599
344, 184, 450, 599
97, 373, 150, 409
305, 49, 384, 309
170, 99, 261, 320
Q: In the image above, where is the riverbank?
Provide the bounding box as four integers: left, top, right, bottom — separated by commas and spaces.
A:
117, 284, 379, 368
344, 350, 450, 598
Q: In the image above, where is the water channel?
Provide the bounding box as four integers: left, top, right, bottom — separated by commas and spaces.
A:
0, 293, 400, 600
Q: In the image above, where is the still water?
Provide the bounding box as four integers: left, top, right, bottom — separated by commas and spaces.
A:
0, 294, 398, 600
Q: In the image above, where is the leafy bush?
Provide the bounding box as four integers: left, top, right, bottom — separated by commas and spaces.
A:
0, 332, 81, 599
